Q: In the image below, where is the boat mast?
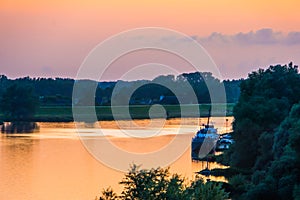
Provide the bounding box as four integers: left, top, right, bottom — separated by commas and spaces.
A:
207, 106, 211, 126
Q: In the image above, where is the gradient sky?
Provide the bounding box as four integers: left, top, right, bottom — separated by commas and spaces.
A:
1, 0, 300, 80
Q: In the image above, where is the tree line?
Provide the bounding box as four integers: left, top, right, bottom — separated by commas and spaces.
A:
0, 72, 241, 107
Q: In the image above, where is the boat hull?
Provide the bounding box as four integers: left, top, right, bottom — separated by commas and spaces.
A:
191, 138, 218, 160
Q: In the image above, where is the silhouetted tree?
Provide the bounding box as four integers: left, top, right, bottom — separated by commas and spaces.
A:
224, 63, 300, 199
229, 63, 300, 170
0, 84, 39, 122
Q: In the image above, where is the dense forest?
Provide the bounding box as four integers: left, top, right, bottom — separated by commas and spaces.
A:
0, 72, 240, 107
221, 63, 300, 199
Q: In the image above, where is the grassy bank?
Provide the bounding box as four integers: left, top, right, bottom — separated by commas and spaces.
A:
1, 104, 234, 122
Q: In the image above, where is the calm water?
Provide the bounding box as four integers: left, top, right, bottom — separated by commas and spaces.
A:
0, 117, 232, 200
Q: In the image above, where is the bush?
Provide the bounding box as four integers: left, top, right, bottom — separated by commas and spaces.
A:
97, 164, 229, 200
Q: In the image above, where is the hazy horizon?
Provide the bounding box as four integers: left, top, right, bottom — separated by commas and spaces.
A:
1, 0, 300, 80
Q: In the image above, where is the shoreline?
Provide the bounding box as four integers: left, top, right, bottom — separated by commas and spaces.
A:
0, 104, 234, 123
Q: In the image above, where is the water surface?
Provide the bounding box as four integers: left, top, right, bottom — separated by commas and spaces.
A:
0, 117, 232, 200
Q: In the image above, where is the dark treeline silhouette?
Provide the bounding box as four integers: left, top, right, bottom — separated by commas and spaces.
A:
0, 84, 39, 132
220, 62, 300, 199
0, 75, 74, 106
0, 72, 241, 106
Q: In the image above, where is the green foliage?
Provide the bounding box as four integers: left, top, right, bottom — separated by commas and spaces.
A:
99, 187, 118, 200
288, 104, 300, 164
119, 164, 171, 199
0, 72, 238, 122
188, 180, 229, 200
225, 63, 300, 199
1, 103, 232, 122
0, 84, 39, 121
98, 164, 229, 200
293, 185, 300, 200
243, 182, 277, 200
229, 63, 300, 170
278, 174, 297, 199
0, 72, 241, 107
229, 174, 248, 193
165, 174, 186, 199
272, 117, 292, 159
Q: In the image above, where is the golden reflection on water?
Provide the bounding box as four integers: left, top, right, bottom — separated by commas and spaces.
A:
0, 117, 233, 200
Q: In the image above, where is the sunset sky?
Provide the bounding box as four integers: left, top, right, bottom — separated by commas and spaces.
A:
1, 0, 300, 80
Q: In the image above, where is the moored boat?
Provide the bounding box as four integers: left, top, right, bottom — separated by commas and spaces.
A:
216, 133, 234, 151
191, 123, 219, 160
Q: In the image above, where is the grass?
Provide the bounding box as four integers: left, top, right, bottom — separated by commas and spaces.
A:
1, 103, 235, 122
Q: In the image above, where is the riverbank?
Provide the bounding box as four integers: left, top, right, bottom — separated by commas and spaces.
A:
0, 104, 234, 122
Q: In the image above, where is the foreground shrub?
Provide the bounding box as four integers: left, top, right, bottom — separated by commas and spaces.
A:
97, 164, 229, 200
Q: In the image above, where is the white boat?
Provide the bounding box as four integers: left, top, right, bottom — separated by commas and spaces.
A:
216, 133, 234, 151
191, 123, 219, 159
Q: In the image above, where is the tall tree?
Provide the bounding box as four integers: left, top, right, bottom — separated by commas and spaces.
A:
229, 63, 300, 170
225, 63, 300, 199
0, 84, 39, 121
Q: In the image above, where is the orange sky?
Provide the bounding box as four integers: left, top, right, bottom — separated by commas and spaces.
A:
1, 0, 299, 36
0, 0, 300, 79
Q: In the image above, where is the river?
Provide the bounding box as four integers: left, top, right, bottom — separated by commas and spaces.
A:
0, 117, 232, 200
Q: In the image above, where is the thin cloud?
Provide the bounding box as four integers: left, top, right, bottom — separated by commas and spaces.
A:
184, 29, 300, 79
197, 28, 300, 45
